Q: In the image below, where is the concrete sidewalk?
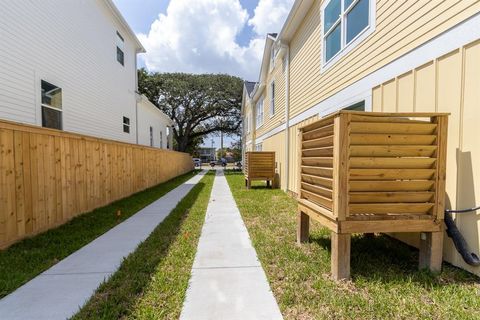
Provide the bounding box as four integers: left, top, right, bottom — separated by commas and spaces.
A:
180, 170, 283, 320
0, 170, 207, 320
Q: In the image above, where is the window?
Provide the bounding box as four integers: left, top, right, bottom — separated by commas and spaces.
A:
322, 0, 373, 66
270, 82, 275, 116
166, 126, 170, 149
270, 47, 276, 69
343, 100, 365, 111
255, 143, 263, 151
149, 126, 154, 147
116, 31, 124, 66
123, 116, 130, 133
160, 131, 163, 148
255, 97, 264, 129
41, 80, 62, 130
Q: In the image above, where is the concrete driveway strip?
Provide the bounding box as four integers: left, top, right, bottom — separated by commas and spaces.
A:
0, 170, 207, 320
180, 170, 283, 320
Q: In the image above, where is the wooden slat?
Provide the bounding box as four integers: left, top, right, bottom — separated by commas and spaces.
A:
301, 116, 334, 132
301, 174, 333, 189
302, 166, 333, 178
301, 182, 333, 199
339, 219, 441, 233
350, 122, 437, 134
349, 157, 436, 169
349, 192, 434, 203
302, 157, 333, 167
350, 145, 437, 157
349, 180, 434, 192
349, 114, 431, 123
350, 168, 435, 180
350, 134, 436, 145
302, 135, 334, 149
302, 124, 334, 141
349, 203, 434, 215
302, 146, 334, 157
301, 189, 333, 210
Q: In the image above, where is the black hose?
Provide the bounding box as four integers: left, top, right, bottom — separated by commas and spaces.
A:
444, 208, 480, 266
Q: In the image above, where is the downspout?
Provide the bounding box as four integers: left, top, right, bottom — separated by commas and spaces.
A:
282, 43, 290, 192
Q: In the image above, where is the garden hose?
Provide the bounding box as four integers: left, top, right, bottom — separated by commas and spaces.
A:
444, 206, 480, 266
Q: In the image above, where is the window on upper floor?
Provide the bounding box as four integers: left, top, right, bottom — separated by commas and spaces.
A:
116, 31, 125, 66
270, 82, 275, 116
322, 0, 374, 68
123, 116, 130, 133
256, 97, 264, 129
160, 131, 163, 148
255, 143, 263, 151
41, 80, 63, 130
270, 46, 276, 69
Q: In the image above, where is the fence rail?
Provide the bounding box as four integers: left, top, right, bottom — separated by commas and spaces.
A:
0, 120, 193, 249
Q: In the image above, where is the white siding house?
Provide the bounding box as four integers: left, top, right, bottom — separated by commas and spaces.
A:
137, 94, 173, 149
0, 0, 170, 147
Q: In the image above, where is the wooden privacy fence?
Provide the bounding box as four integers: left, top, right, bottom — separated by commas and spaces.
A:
0, 120, 193, 249
296, 111, 448, 280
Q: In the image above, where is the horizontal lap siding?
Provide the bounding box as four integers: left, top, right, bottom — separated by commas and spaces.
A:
262, 132, 286, 189
289, 0, 480, 118
0, 120, 193, 249
371, 40, 480, 275
0, 0, 139, 143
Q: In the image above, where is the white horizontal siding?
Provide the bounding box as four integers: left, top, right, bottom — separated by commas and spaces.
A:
0, 0, 139, 143
137, 99, 171, 149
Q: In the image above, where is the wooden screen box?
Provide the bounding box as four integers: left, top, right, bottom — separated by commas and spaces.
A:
244, 151, 275, 189
296, 111, 449, 280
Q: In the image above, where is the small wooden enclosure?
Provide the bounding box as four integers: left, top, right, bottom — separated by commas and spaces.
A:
244, 151, 275, 189
296, 111, 448, 279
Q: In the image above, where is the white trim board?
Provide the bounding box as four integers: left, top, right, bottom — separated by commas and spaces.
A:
254, 11, 480, 143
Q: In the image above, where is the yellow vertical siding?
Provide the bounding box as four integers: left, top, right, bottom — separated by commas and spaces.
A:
372, 40, 480, 275
262, 132, 286, 189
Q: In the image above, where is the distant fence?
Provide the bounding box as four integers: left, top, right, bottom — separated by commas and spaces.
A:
0, 120, 193, 249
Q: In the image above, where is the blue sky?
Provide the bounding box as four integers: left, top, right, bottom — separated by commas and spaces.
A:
112, 0, 294, 148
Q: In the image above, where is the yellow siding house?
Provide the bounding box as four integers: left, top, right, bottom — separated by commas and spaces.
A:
241, 0, 480, 275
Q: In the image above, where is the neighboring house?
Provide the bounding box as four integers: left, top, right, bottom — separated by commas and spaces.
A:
0, 0, 172, 149
242, 0, 480, 275
198, 147, 216, 163
136, 94, 173, 149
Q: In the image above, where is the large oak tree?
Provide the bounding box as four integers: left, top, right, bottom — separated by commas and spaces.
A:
138, 69, 242, 153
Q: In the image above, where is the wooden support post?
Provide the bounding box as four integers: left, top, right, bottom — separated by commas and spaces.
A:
419, 230, 444, 272
297, 210, 310, 244
331, 232, 351, 280
246, 179, 251, 189
266, 180, 271, 188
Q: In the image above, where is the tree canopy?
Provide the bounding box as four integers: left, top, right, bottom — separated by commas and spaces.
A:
138, 69, 243, 153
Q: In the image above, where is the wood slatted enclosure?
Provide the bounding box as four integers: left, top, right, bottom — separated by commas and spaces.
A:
244, 151, 275, 189
297, 111, 449, 279
0, 120, 193, 249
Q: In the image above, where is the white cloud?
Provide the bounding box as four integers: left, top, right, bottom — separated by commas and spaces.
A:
138, 0, 294, 80
248, 0, 294, 36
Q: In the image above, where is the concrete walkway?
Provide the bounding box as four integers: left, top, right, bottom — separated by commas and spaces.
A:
180, 170, 283, 320
0, 170, 207, 320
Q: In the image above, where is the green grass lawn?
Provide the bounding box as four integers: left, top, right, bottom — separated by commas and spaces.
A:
73, 171, 214, 320
225, 171, 480, 320
0, 170, 199, 299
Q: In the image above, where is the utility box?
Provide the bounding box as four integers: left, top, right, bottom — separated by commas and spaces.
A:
244, 151, 275, 189
296, 111, 449, 280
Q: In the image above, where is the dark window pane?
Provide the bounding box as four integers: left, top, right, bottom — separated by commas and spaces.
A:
324, 0, 341, 33
346, 0, 369, 43
325, 24, 341, 62
42, 106, 62, 130
41, 80, 62, 109
123, 124, 130, 133
344, 101, 365, 111
117, 47, 124, 66
123, 116, 130, 125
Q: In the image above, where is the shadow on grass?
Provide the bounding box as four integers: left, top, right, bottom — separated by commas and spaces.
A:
310, 232, 479, 286
72, 177, 208, 320
0, 171, 197, 299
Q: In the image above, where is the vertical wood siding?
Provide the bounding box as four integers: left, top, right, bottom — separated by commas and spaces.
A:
372, 40, 480, 275
0, 120, 193, 249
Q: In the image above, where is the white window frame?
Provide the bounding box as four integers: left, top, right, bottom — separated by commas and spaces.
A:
255, 97, 264, 129
149, 126, 154, 147
255, 143, 263, 151
123, 116, 130, 133
40, 80, 63, 130
321, 0, 376, 72
116, 31, 125, 66
269, 81, 275, 117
